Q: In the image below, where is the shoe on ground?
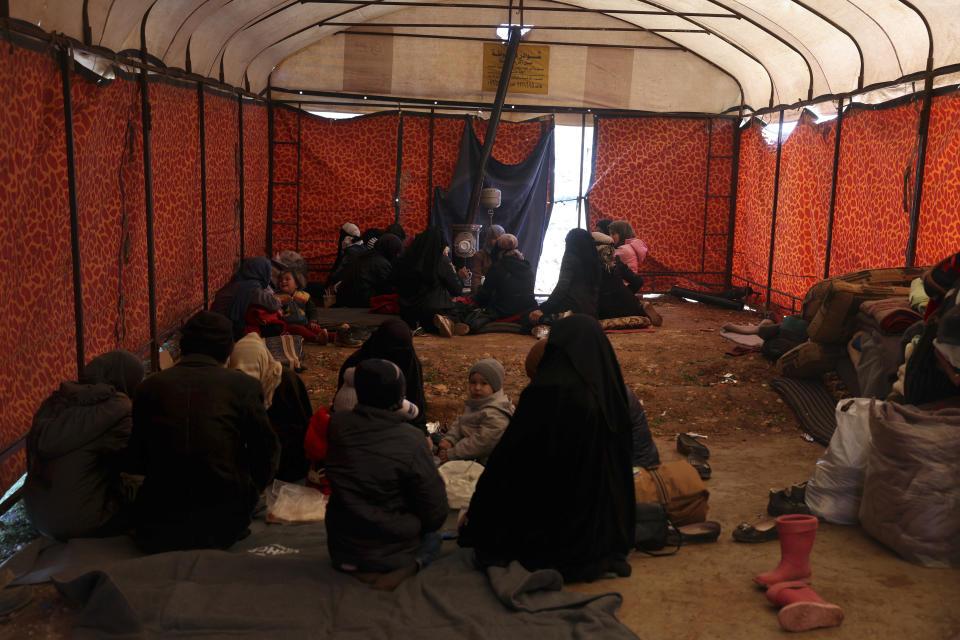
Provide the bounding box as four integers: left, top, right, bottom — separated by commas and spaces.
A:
732, 520, 779, 543
676, 433, 710, 458
687, 453, 711, 480
433, 314, 454, 337
335, 323, 362, 347
642, 301, 663, 327
767, 483, 810, 517
453, 322, 470, 336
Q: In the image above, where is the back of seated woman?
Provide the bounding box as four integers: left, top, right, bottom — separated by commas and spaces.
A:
211, 257, 281, 339
23, 350, 144, 540
459, 314, 635, 582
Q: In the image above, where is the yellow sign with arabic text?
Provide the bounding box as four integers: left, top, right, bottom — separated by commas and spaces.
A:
482, 43, 549, 94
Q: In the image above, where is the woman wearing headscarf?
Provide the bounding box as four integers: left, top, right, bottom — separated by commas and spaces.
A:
593, 232, 645, 319
328, 223, 362, 277
210, 257, 281, 338
391, 227, 467, 332
459, 315, 636, 582
529, 228, 602, 324
337, 318, 427, 432
608, 220, 649, 274
23, 350, 145, 540
228, 333, 312, 481
337, 232, 403, 308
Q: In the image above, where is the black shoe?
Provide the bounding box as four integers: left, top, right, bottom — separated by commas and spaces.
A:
676, 433, 710, 459
688, 454, 711, 480
767, 483, 810, 516
335, 323, 362, 347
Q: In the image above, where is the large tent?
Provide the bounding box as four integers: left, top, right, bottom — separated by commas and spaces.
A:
1, 1, 959, 496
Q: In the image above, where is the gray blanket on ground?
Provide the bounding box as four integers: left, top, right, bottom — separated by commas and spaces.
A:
3, 522, 637, 639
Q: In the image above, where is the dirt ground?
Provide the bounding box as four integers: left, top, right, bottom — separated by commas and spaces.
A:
3, 296, 959, 638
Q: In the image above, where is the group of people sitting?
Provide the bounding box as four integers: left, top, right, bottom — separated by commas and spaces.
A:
23, 302, 660, 589
290, 218, 662, 339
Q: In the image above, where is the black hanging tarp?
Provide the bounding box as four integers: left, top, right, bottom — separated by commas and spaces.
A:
432, 119, 554, 275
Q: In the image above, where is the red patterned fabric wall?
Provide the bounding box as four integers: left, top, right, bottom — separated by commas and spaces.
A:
768, 113, 835, 313
0, 42, 75, 489
731, 120, 777, 306
243, 102, 269, 258
399, 113, 432, 234
150, 80, 203, 330
473, 117, 544, 164
916, 91, 960, 266
204, 90, 240, 300
296, 113, 399, 271
590, 116, 730, 291
71, 73, 144, 358
829, 103, 918, 276
429, 116, 467, 218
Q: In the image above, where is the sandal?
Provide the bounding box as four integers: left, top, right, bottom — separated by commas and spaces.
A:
676, 521, 721, 544
687, 454, 711, 480
732, 520, 779, 543
676, 433, 710, 459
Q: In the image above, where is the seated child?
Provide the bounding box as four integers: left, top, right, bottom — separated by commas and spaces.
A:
325, 359, 448, 591
275, 269, 328, 343
438, 358, 515, 465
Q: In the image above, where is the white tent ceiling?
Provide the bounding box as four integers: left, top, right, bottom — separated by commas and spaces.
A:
9, 0, 960, 114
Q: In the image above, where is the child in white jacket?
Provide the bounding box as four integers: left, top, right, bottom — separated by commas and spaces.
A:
438, 358, 514, 464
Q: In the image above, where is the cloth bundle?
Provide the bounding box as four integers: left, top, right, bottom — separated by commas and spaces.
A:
858, 297, 921, 334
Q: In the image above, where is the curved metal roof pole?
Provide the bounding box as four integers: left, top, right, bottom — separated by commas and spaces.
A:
239, 0, 748, 111
899, 0, 933, 267
140, 0, 161, 372
467, 25, 522, 225
788, 0, 863, 90
702, 0, 813, 101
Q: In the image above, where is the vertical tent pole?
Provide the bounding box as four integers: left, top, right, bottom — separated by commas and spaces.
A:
295, 102, 302, 251
60, 46, 85, 377
467, 26, 522, 224
700, 118, 714, 274
724, 112, 742, 288
266, 90, 275, 256
823, 97, 844, 279
905, 74, 934, 267
765, 110, 785, 312
394, 110, 403, 223
140, 15, 159, 372
427, 109, 435, 225
577, 112, 586, 228
238, 94, 246, 258
198, 85, 209, 308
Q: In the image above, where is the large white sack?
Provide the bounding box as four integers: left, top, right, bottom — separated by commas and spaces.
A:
805, 398, 878, 524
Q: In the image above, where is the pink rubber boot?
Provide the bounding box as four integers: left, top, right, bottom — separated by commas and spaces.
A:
754, 514, 817, 588
766, 581, 844, 632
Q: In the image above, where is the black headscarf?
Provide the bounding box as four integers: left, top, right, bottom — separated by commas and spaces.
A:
337, 318, 427, 429
595, 219, 612, 235
80, 350, 144, 397
395, 227, 445, 290
384, 223, 406, 241
460, 314, 635, 582
226, 258, 273, 335
565, 228, 601, 288
375, 232, 403, 262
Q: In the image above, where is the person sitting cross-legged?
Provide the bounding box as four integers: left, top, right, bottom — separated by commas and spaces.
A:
128, 311, 280, 553
325, 358, 448, 591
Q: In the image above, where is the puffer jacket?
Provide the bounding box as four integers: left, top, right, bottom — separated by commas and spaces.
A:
615, 238, 649, 273
24, 382, 132, 540
442, 390, 515, 464
325, 405, 448, 572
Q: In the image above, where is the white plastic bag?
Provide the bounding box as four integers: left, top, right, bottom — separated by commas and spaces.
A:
438, 460, 484, 509
266, 480, 329, 524
805, 398, 878, 524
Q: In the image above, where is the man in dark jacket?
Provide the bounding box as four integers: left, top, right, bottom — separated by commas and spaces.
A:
129, 311, 280, 553
325, 358, 448, 591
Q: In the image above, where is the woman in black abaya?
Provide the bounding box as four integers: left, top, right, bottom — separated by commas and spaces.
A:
459, 314, 636, 582
336, 318, 427, 432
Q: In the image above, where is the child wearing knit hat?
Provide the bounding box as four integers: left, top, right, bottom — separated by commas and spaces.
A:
438, 358, 515, 465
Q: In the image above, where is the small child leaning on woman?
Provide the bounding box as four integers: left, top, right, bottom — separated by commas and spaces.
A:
275, 269, 328, 343
438, 358, 514, 465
